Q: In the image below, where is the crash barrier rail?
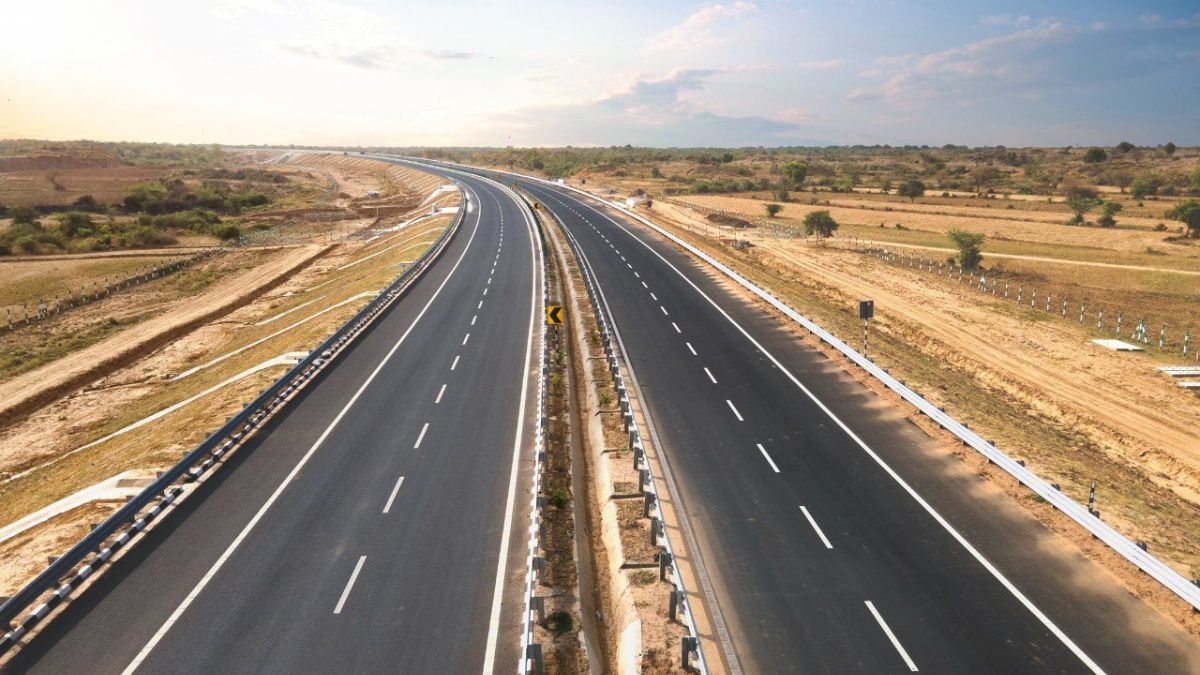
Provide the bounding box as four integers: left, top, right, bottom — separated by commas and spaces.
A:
3, 247, 223, 333
510, 187, 549, 675
556, 203, 709, 673
534, 177, 1200, 615
0, 185, 468, 655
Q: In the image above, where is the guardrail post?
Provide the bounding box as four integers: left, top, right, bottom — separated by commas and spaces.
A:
658, 550, 673, 581
643, 491, 656, 518
526, 644, 545, 675
669, 588, 682, 621
530, 595, 545, 624
682, 635, 699, 670
638, 468, 648, 493
532, 556, 546, 584
650, 516, 660, 546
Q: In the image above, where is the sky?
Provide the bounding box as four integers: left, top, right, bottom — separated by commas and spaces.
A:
2, 0, 1198, 148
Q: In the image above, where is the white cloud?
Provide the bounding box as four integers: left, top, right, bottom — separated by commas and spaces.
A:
852, 19, 1072, 107
648, 2, 758, 51
796, 59, 845, 70
484, 67, 818, 146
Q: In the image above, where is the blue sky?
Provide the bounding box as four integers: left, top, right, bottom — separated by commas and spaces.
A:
2, 0, 1198, 147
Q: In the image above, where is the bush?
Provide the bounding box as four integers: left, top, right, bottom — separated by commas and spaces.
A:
947, 228, 986, 269
213, 223, 242, 241
765, 203, 783, 218
1082, 148, 1107, 163
803, 210, 838, 237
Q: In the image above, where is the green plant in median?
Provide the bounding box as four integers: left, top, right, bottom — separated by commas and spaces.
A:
803, 210, 838, 238
947, 229, 986, 269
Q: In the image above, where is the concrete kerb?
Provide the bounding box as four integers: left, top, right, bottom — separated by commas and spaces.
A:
556, 216, 715, 674
539, 193, 644, 675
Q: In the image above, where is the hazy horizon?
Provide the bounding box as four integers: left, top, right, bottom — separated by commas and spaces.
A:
4, 1, 1199, 148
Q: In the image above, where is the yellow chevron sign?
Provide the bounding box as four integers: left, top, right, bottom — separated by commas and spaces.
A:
546, 305, 563, 325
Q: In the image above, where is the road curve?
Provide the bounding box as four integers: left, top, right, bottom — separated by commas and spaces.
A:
6, 164, 541, 674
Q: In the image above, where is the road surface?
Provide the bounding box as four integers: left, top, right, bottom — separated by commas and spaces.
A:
7, 165, 541, 674
482, 169, 1200, 674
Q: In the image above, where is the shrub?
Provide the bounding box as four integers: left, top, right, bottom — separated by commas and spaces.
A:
897, 179, 925, 202
1096, 201, 1122, 228
803, 210, 838, 237
213, 223, 242, 241
1165, 200, 1200, 238
765, 203, 783, 218
1082, 148, 1107, 163
1130, 176, 1158, 200
947, 229, 986, 269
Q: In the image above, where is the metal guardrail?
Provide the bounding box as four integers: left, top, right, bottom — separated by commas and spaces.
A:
549, 181, 1200, 615
509, 187, 549, 675
556, 205, 709, 673
0, 186, 468, 654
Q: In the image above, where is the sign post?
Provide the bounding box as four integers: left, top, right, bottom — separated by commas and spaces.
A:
858, 300, 874, 357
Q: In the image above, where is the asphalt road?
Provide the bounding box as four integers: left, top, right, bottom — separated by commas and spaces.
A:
490, 172, 1200, 675
7, 166, 540, 674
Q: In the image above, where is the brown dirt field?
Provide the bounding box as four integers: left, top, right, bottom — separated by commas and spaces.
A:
0, 255, 184, 308
0, 244, 330, 424
677, 194, 1196, 257
0, 166, 171, 207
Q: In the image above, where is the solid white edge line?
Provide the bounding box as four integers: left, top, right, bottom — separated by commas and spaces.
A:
120, 180, 484, 675
800, 505, 833, 549
480, 178, 540, 675
382, 476, 405, 514
727, 400, 743, 421
435, 383, 447, 404
704, 367, 718, 384
333, 555, 368, 615
756, 443, 780, 473
547, 183, 1104, 675
413, 422, 430, 449
865, 600, 919, 671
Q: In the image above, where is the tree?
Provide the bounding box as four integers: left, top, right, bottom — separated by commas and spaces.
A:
1097, 201, 1122, 228
1164, 142, 1177, 157
10, 206, 38, 225
1082, 148, 1107, 163
765, 203, 783, 218
970, 166, 1001, 193
897, 179, 925, 202
1130, 176, 1158, 200
947, 229, 986, 269
1115, 141, 1136, 154
803, 210, 838, 238
1106, 170, 1133, 193
1166, 200, 1200, 238
72, 194, 101, 211
774, 189, 790, 202
1064, 186, 1100, 224
782, 162, 808, 187
880, 180, 893, 194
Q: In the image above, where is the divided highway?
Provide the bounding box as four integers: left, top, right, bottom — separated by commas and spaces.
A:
7, 165, 541, 674
462, 168, 1200, 675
